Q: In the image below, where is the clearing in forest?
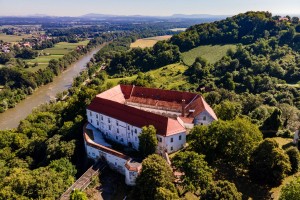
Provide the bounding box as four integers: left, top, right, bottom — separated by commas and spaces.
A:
130, 35, 172, 48
181, 44, 236, 65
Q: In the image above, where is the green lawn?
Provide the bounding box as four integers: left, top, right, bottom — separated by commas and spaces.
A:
25, 40, 89, 72
0, 33, 33, 43
181, 44, 236, 65
107, 63, 191, 90
40, 41, 89, 55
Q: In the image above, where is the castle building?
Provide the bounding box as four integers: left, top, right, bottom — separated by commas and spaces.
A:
83, 85, 217, 185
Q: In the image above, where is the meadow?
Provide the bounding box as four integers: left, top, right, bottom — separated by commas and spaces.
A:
0, 33, 33, 43
107, 63, 191, 90
25, 40, 89, 72
181, 44, 237, 65
130, 35, 172, 48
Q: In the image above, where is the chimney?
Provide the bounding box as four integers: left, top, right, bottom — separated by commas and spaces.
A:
181, 99, 185, 117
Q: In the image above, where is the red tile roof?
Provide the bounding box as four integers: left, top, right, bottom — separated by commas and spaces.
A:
88, 85, 217, 135
87, 97, 185, 136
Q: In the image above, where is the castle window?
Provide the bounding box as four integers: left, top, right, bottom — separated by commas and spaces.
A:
90, 119, 93, 123
171, 138, 173, 143
101, 115, 103, 121
116, 136, 118, 140
121, 138, 124, 142
108, 118, 110, 123
116, 121, 119, 126
109, 125, 111, 130
135, 129, 137, 134
179, 135, 182, 140
135, 137, 137, 141
96, 114, 98, 119
159, 138, 162, 142
203, 116, 206, 121
128, 126, 130, 130
117, 128, 119, 133
89, 111, 92, 116
97, 121, 99, 126
171, 147, 173, 151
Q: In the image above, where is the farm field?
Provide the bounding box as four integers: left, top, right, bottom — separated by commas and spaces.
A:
130, 35, 172, 48
25, 40, 89, 72
107, 63, 191, 90
181, 44, 237, 65
0, 33, 33, 43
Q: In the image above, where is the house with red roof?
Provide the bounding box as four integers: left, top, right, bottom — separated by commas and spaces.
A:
84, 85, 217, 185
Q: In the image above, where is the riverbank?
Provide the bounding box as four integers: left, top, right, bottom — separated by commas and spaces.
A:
0, 44, 105, 130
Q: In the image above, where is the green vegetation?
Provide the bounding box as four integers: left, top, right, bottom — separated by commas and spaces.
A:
25, 41, 89, 71
108, 63, 191, 91
181, 44, 236, 65
0, 33, 33, 42
132, 154, 178, 200
280, 176, 300, 200
138, 125, 158, 158
249, 139, 291, 185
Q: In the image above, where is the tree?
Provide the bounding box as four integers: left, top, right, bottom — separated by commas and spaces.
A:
201, 180, 242, 200
70, 189, 88, 200
249, 139, 291, 185
189, 118, 263, 168
138, 125, 158, 158
133, 154, 176, 200
280, 176, 300, 200
286, 147, 300, 174
291, 17, 299, 24
260, 108, 282, 137
214, 100, 242, 120
278, 104, 300, 130
154, 187, 180, 200
172, 151, 213, 194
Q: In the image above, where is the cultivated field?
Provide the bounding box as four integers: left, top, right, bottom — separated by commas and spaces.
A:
130, 35, 172, 48
0, 33, 33, 43
25, 40, 89, 72
181, 44, 237, 65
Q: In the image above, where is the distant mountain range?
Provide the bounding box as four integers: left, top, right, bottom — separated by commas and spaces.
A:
80, 13, 230, 19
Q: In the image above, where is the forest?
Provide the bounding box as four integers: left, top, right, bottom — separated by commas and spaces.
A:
0, 11, 300, 199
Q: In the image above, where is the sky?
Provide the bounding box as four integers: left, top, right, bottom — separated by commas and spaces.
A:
0, 0, 300, 17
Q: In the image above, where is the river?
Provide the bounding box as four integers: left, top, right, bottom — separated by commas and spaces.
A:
0, 45, 105, 130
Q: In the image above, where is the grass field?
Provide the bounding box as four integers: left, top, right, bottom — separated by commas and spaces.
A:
0, 33, 33, 43
107, 63, 191, 90
25, 40, 89, 72
130, 35, 172, 48
181, 44, 237, 65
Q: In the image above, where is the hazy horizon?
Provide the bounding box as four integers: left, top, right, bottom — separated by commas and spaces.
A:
0, 0, 300, 17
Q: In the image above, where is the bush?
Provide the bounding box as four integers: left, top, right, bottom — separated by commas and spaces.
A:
279, 177, 300, 200
249, 138, 291, 185
286, 147, 300, 174
201, 180, 242, 200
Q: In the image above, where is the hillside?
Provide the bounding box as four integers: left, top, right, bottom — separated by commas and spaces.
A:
181, 44, 236, 65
